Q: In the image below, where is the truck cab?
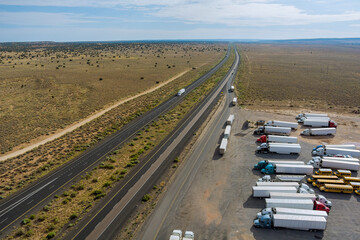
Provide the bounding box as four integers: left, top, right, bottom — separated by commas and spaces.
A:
257, 175, 271, 182
254, 160, 270, 170
317, 195, 332, 208
256, 135, 267, 143
261, 164, 275, 174
299, 183, 315, 194
169, 230, 182, 240
254, 214, 272, 228
254, 126, 265, 135
313, 200, 330, 213
183, 231, 195, 240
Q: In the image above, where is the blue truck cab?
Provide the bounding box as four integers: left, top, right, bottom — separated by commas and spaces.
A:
254, 214, 272, 228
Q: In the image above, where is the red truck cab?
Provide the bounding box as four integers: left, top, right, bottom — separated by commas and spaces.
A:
329, 120, 337, 128
256, 135, 267, 143
314, 200, 330, 213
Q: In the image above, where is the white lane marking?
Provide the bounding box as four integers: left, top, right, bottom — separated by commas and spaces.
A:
26, 200, 34, 205
49, 185, 55, 189
68, 172, 73, 176
0, 178, 58, 218
0, 218, 8, 224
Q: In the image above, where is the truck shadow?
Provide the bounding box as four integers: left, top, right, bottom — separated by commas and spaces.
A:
242, 120, 249, 130
254, 152, 300, 160
250, 225, 323, 240
300, 135, 335, 140
243, 195, 264, 209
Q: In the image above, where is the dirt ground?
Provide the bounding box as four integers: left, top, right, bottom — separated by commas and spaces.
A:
157, 107, 360, 240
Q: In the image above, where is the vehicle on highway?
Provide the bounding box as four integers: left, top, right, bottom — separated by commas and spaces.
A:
219, 138, 228, 155
229, 85, 234, 92
177, 88, 185, 96
232, 97, 237, 106
224, 125, 231, 139
226, 114, 235, 125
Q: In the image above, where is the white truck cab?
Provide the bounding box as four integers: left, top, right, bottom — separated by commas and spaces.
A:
183, 231, 195, 240
169, 230, 182, 240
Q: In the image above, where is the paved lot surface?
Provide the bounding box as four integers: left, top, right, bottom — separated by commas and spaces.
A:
139, 107, 360, 240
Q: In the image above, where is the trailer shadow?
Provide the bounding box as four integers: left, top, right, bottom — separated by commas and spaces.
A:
243, 195, 264, 209
254, 152, 301, 160
300, 135, 335, 140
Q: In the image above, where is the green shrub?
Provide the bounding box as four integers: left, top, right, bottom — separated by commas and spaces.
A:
21, 218, 31, 225
46, 231, 56, 239
142, 194, 151, 202
69, 213, 78, 220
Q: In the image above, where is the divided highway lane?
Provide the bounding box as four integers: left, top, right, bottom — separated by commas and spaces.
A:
138, 49, 239, 240
67, 47, 240, 240
0, 47, 231, 236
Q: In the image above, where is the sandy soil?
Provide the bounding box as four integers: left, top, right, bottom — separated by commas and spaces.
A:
0, 69, 191, 162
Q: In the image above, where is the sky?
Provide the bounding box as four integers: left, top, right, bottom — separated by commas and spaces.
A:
0, 0, 360, 42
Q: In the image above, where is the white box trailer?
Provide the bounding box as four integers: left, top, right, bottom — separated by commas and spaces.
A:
275, 175, 306, 182
265, 126, 291, 136
321, 156, 359, 163
265, 120, 298, 129
265, 198, 314, 210
262, 164, 314, 175
303, 119, 337, 128
298, 117, 330, 123
224, 125, 231, 139
312, 147, 360, 157
219, 138, 227, 155
232, 97, 237, 106
325, 144, 356, 149
257, 143, 301, 154
308, 159, 360, 171
270, 192, 316, 199
301, 128, 336, 136
296, 113, 328, 119
257, 135, 298, 144
256, 182, 300, 187
257, 207, 328, 219
272, 214, 327, 231
226, 114, 235, 125
230, 85, 234, 92
252, 186, 298, 198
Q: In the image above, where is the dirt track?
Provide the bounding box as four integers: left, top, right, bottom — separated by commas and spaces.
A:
139, 107, 360, 240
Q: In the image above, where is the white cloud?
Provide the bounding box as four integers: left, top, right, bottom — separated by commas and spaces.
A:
0, 12, 96, 26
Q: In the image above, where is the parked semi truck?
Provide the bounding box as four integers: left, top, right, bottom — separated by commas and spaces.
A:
265, 199, 330, 212
219, 138, 228, 155
269, 193, 331, 207
297, 116, 330, 123
313, 144, 356, 151
312, 147, 360, 158
313, 156, 359, 163
303, 119, 337, 128
254, 214, 327, 231
307, 159, 360, 171
257, 175, 306, 183
256, 207, 328, 220
296, 113, 328, 119
264, 120, 298, 129
252, 186, 298, 198
254, 160, 304, 170
256, 143, 301, 154
301, 128, 336, 136
256, 135, 298, 144
226, 114, 235, 125
261, 164, 314, 175
224, 125, 231, 139
253, 126, 291, 136
256, 182, 314, 194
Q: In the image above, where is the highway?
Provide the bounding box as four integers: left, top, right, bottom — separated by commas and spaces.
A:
0, 47, 231, 236
64, 47, 240, 240
137, 49, 239, 240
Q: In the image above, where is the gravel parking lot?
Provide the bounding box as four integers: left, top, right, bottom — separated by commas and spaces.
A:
154, 108, 360, 240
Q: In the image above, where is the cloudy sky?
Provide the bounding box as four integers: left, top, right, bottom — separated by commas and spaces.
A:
0, 0, 360, 42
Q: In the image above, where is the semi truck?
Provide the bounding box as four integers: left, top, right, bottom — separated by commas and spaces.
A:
256, 135, 298, 144
313, 144, 356, 151
312, 147, 360, 158
307, 159, 360, 171
297, 116, 330, 123
229, 85, 234, 92
261, 164, 314, 175
219, 138, 228, 155
265, 199, 330, 213
257, 174, 305, 182
296, 113, 328, 119
301, 128, 336, 136
313, 156, 359, 163
269, 193, 331, 208
256, 182, 314, 194
177, 88, 185, 96
254, 214, 327, 231
169, 230, 182, 240
264, 120, 298, 129
232, 97, 237, 106
303, 119, 337, 128
254, 160, 304, 170
226, 114, 235, 125
252, 186, 298, 198
256, 207, 328, 220
224, 125, 231, 139
253, 126, 291, 136
256, 143, 301, 154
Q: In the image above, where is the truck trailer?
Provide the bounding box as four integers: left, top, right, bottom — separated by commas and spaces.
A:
256, 143, 301, 154
298, 116, 330, 123
253, 126, 291, 136
269, 193, 331, 207
307, 159, 360, 171
232, 97, 237, 106
252, 186, 298, 198
256, 135, 298, 144
254, 214, 327, 231
264, 120, 298, 129
224, 125, 231, 139
219, 138, 228, 155
313, 144, 356, 151
256, 207, 328, 220
254, 160, 304, 170
303, 119, 337, 128
301, 128, 336, 136
312, 147, 360, 158
313, 156, 359, 163
265, 199, 329, 212
296, 113, 328, 119
226, 114, 235, 125
261, 164, 314, 175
